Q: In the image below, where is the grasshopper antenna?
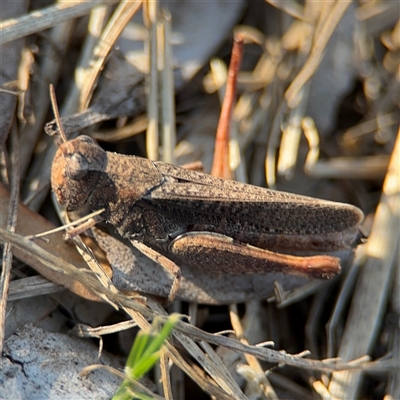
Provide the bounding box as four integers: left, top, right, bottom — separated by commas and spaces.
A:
49, 84, 67, 143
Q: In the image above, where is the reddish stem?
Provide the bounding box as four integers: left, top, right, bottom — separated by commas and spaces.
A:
211, 33, 244, 179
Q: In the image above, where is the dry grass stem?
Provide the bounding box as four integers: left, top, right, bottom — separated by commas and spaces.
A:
79, 0, 142, 111
329, 129, 400, 399
0, 125, 20, 352
0, 0, 119, 45
7, 275, 63, 302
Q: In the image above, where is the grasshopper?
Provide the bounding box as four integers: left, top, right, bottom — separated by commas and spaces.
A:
51, 133, 363, 301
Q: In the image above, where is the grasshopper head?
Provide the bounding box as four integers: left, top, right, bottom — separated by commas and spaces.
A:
51, 135, 107, 210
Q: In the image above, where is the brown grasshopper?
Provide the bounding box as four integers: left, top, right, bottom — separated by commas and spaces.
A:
51, 132, 364, 301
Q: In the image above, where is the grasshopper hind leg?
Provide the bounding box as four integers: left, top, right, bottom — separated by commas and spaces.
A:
168, 232, 341, 279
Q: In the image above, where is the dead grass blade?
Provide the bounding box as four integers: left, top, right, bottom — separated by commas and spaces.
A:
329, 129, 400, 398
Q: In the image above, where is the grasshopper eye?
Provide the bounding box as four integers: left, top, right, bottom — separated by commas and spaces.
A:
66, 153, 88, 180
78, 135, 95, 144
